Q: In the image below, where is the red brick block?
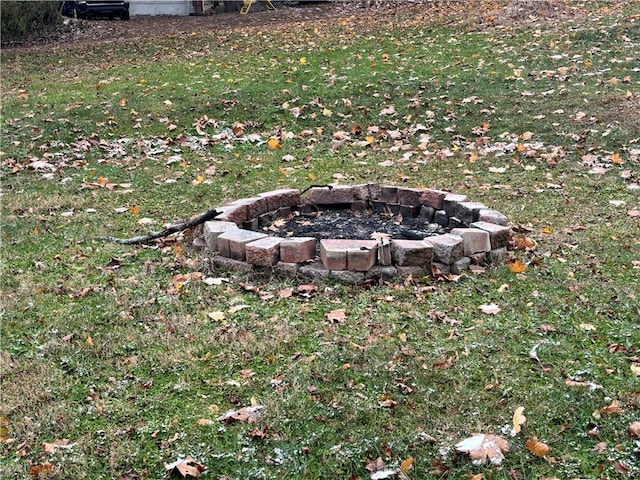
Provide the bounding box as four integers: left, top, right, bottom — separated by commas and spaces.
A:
280, 237, 316, 263
391, 239, 433, 266
258, 189, 301, 212
443, 193, 468, 217
380, 185, 398, 203
217, 229, 268, 261
426, 234, 464, 265
246, 236, 282, 267
454, 201, 488, 225
353, 183, 381, 201
419, 189, 449, 210
320, 240, 348, 270
347, 240, 378, 271
470, 221, 511, 249
215, 204, 249, 225
203, 220, 240, 251
397, 188, 423, 206
450, 228, 491, 255
305, 185, 354, 204
478, 209, 509, 226
320, 239, 378, 271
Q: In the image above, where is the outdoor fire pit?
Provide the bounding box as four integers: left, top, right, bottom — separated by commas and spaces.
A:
203, 184, 511, 283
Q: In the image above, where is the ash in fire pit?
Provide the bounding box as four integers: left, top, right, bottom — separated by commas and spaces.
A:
203, 184, 512, 283
265, 208, 446, 243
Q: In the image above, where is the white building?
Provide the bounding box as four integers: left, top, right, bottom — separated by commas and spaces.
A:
129, 0, 216, 16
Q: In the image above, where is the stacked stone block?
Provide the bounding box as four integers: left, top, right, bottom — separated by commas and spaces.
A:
202, 184, 511, 283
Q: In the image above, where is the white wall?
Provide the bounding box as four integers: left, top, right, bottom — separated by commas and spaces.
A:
129, 0, 195, 16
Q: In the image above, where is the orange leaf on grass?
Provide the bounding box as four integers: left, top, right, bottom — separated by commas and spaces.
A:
507, 258, 526, 273
267, 138, 282, 150
400, 456, 415, 473
525, 436, 551, 457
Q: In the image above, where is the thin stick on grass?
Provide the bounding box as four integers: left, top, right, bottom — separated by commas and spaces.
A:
98, 207, 221, 245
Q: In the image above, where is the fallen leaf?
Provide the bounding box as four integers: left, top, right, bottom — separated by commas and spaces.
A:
479, 303, 501, 315
507, 258, 526, 273
455, 433, 509, 465
511, 406, 526, 436
228, 304, 250, 314
267, 138, 282, 150
0, 416, 8, 443
164, 456, 205, 478
525, 436, 551, 457
207, 311, 225, 322
43, 439, 76, 454
400, 456, 415, 473
29, 463, 53, 479
196, 418, 215, 425
326, 309, 347, 324
629, 421, 640, 437
218, 405, 263, 423
591, 441, 608, 454
594, 399, 624, 418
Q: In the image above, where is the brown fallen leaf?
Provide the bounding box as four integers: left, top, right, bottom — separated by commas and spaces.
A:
217, 405, 264, 423
455, 433, 509, 465
164, 456, 205, 478
43, 439, 76, 454
525, 436, 551, 457
593, 399, 624, 418
629, 421, 640, 438
29, 463, 53, 479
591, 441, 608, 454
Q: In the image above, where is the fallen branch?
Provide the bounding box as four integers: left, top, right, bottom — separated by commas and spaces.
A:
98, 207, 221, 245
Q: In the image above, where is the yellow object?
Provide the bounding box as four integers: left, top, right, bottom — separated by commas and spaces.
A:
241, 0, 275, 14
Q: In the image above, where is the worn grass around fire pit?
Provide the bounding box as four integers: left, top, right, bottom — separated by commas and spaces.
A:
2, 1, 639, 479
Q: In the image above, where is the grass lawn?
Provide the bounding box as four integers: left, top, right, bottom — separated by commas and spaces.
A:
1, 1, 639, 478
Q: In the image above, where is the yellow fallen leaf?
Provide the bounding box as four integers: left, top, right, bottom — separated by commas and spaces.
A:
400, 456, 415, 473
611, 153, 623, 164
196, 418, 215, 425
208, 311, 225, 322
129, 205, 139, 215
511, 406, 526, 436
0, 416, 8, 443
631, 364, 640, 376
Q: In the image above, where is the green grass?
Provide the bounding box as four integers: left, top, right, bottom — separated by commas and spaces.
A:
2, 1, 640, 479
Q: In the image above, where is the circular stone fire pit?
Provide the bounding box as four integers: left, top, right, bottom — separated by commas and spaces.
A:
203, 184, 511, 283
